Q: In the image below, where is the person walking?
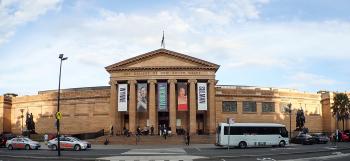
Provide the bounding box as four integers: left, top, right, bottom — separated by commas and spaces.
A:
186, 132, 190, 146
163, 127, 167, 140
151, 126, 154, 136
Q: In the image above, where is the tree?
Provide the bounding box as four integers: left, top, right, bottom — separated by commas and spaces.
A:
331, 93, 350, 130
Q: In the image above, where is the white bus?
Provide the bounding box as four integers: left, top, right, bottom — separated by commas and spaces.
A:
216, 123, 289, 148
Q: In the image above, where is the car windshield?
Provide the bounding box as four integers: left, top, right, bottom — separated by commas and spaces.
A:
23, 138, 32, 142
69, 137, 81, 142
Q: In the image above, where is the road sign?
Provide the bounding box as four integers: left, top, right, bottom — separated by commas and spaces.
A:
56, 112, 62, 120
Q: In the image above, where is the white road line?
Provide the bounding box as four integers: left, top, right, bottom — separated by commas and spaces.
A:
280, 152, 350, 161
97, 155, 206, 161
122, 148, 186, 155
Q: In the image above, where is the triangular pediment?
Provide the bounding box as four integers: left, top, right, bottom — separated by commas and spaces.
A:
105, 49, 219, 72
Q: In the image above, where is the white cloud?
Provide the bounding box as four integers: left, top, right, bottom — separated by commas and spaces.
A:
0, 0, 61, 45
285, 72, 337, 89
1, 0, 350, 94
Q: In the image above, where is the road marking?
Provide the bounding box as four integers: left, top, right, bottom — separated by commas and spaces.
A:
97, 155, 206, 161
256, 157, 276, 161
122, 148, 186, 155
324, 146, 338, 150
280, 152, 350, 161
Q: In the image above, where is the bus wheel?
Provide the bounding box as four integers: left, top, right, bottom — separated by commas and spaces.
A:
238, 141, 247, 149
279, 140, 286, 147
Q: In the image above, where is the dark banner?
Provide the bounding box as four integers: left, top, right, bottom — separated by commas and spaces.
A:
158, 82, 168, 111
177, 82, 188, 111
137, 83, 147, 112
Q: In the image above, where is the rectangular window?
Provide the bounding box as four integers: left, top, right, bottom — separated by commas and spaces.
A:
262, 102, 275, 112
222, 101, 237, 112
243, 101, 256, 112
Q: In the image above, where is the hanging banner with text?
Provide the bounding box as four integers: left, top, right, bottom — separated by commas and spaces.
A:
137, 83, 148, 112
158, 82, 168, 112
197, 83, 208, 110
177, 82, 188, 111
118, 84, 128, 111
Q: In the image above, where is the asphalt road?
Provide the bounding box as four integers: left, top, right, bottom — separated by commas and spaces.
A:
1, 143, 350, 161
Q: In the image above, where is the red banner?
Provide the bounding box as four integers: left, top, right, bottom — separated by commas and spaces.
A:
177, 83, 188, 111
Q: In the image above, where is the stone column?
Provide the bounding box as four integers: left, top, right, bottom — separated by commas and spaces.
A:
148, 79, 157, 132
109, 81, 120, 135
128, 80, 137, 133
188, 79, 197, 134
208, 79, 216, 134
168, 79, 177, 134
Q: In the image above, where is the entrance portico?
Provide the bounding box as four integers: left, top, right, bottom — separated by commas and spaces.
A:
106, 49, 219, 135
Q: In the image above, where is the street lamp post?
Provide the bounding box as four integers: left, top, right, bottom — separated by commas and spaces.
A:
287, 103, 292, 140
20, 109, 24, 134
57, 54, 67, 156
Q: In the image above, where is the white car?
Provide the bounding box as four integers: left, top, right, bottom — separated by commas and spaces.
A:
48, 136, 91, 151
6, 137, 40, 150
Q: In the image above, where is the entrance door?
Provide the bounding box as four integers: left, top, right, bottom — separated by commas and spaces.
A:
197, 113, 205, 134
158, 112, 169, 134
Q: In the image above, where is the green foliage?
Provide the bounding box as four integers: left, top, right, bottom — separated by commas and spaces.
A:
331, 93, 350, 130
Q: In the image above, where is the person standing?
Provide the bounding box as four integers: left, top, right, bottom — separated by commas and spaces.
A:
44, 134, 48, 145
110, 125, 114, 136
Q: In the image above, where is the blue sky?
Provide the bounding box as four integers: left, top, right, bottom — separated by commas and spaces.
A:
1, 0, 350, 95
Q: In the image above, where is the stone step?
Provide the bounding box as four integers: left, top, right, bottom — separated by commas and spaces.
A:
87, 135, 215, 145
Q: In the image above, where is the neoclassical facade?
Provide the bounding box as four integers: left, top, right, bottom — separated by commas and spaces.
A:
0, 49, 346, 135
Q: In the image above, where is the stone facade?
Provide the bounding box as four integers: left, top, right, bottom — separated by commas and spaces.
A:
0, 49, 348, 135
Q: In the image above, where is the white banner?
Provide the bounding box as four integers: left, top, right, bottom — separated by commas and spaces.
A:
118, 84, 128, 111
197, 83, 207, 110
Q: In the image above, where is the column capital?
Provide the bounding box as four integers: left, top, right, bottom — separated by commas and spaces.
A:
208, 79, 216, 85
167, 79, 177, 84
148, 79, 157, 84
188, 79, 197, 84
128, 80, 137, 84
109, 80, 119, 85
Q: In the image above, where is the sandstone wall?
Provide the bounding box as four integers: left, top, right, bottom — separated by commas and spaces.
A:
215, 86, 324, 133
10, 86, 111, 134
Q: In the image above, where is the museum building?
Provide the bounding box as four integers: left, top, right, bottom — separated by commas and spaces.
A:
0, 49, 346, 135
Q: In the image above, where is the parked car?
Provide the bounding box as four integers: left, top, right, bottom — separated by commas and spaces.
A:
311, 133, 329, 144
291, 133, 315, 145
6, 137, 40, 150
48, 136, 91, 151
0, 134, 16, 148
338, 131, 350, 142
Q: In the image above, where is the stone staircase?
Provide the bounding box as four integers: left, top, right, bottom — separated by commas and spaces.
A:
87, 135, 215, 145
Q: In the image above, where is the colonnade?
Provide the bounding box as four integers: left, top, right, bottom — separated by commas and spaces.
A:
110, 79, 216, 135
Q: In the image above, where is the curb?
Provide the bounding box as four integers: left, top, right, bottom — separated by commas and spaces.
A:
0, 154, 97, 161
199, 146, 350, 160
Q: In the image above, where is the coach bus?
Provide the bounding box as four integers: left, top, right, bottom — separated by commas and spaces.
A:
215, 123, 289, 148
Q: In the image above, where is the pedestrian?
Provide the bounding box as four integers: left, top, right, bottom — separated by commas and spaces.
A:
163, 127, 167, 140
160, 125, 164, 136
44, 134, 48, 145
151, 126, 154, 136
110, 125, 114, 136
186, 132, 190, 145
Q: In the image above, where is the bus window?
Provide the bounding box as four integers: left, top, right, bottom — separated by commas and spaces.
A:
280, 127, 288, 137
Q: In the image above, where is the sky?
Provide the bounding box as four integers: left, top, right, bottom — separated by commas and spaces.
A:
0, 0, 350, 95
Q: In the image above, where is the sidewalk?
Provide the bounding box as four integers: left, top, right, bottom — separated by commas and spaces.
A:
39, 142, 217, 150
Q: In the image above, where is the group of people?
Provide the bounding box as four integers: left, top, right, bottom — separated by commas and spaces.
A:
108, 124, 191, 145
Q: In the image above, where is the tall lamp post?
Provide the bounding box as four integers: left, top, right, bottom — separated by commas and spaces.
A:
287, 103, 292, 140
20, 109, 24, 134
57, 54, 67, 156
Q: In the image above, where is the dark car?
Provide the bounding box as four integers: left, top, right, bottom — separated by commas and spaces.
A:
291, 133, 315, 145
0, 134, 16, 148
311, 133, 329, 144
